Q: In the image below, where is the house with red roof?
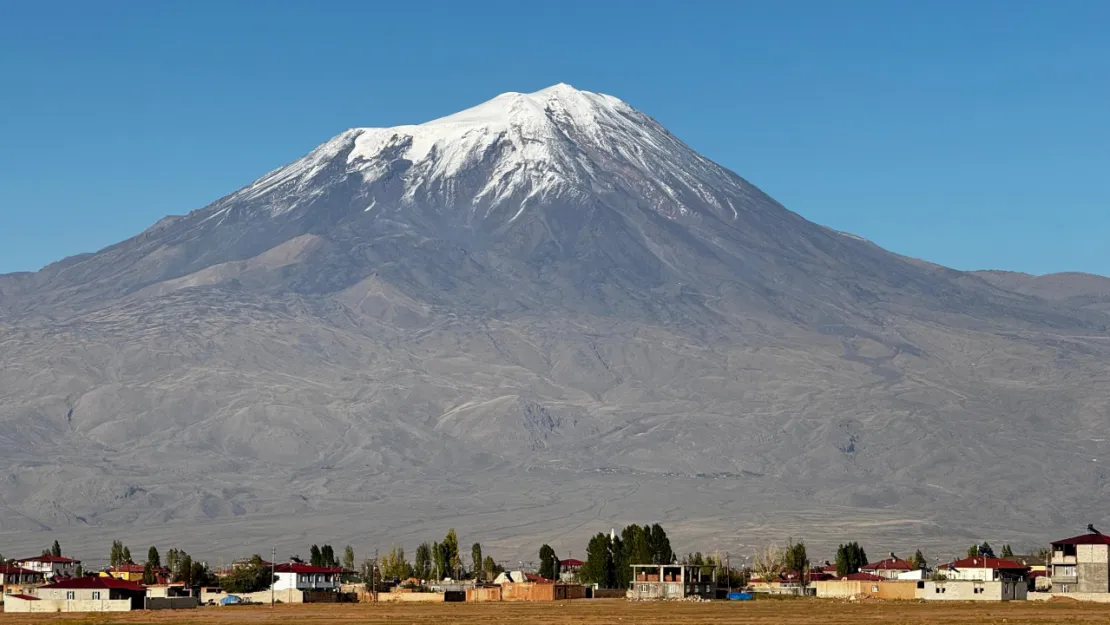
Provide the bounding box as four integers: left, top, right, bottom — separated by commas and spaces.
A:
860, 556, 917, 580
0, 564, 46, 602
273, 562, 342, 592
1050, 530, 1110, 593
4, 576, 146, 612
14, 555, 80, 580
937, 556, 1029, 582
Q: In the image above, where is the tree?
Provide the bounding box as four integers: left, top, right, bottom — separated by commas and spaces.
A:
414, 543, 432, 580
539, 544, 558, 580
1001, 544, 1014, 558
968, 542, 994, 558
784, 540, 809, 587
380, 547, 413, 581
177, 555, 193, 584
432, 541, 445, 580
166, 549, 179, 574
51, 540, 61, 558
910, 549, 927, 570
483, 555, 503, 580
442, 529, 461, 578
647, 524, 674, 565
834, 542, 868, 577
147, 546, 161, 569
110, 540, 123, 567
581, 533, 616, 588
321, 544, 336, 568
310, 545, 322, 567
75, 564, 83, 577
220, 555, 274, 593
471, 544, 483, 581
753, 544, 785, 583
143, 562, 157, 585
343, 545, 355, 571
122, 546, 132, 564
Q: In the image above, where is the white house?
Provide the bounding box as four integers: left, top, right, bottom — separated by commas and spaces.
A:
938, 556, 1029, 582
13, 555, 80, 580
272, 563, 341, 591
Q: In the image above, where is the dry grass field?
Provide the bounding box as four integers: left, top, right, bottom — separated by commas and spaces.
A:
7, 599, 1110, 625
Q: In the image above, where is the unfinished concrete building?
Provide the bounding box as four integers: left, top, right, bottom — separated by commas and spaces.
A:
628, 564, 716, 600
1050, 530, 1110, 593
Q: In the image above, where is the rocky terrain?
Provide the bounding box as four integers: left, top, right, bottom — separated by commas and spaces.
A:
1, 84, 1107, 564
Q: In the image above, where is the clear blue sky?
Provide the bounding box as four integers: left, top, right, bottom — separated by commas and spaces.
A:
1, 0, 1107, 276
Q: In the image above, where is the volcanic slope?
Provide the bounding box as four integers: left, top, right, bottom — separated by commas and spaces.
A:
1, 84, 1108, 558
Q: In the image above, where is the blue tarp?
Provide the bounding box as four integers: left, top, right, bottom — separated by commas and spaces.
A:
219, 595, 242, 605
727, 592, 754, 601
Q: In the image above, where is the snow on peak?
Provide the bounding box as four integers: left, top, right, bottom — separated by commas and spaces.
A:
230, 84, 747, 223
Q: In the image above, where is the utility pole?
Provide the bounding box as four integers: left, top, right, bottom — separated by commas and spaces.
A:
271, 546, 276, 608
726, 552, 731, 594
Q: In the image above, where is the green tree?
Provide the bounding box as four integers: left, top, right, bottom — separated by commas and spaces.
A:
1001, 544, 1014, 558
166, 548, 179, 574
414, 543, 432, 580
147, 546, 161, 568
483, 555, 503, 580
310, 544, 322, 567
910, 549, 927, 570
122, 546, 132, 564
380, 547, 413, 580
110, 540, 122, 567
968, 542, 994, 558
784, 540, 809, 586
432, 541, 445, 580
539, 544, 558, 580
176, 554, 193, 584
75, 564, 83, 577
51, 540, 62, 558
220, 555, 275, 593
471, 544, 483, 581
442, 529, 461, 577
581, 533, 616, 588
648, 524, 674, 564
834, 542, 868, 576
142, 562, 157, 585
343, 545, 355, 571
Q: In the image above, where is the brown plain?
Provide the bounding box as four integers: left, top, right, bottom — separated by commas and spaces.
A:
6, 600, 1110, 625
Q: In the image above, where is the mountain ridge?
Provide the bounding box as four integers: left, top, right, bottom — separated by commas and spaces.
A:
1, 84, 1108, 560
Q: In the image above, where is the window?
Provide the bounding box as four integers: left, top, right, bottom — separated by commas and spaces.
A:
916, 581, 925, 589
92, 591, 101, 600
66, 591, 75, 600
871, 585, 879, 593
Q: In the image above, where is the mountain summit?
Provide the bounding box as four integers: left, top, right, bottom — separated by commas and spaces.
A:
1, 86, 1108, 558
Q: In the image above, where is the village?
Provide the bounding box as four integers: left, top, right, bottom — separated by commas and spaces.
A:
3, 523, 1110, 613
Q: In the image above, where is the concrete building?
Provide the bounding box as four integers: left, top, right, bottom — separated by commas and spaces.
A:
814, 576, 917, 600
919, 579, 1027, 601
628, 564, 716, 600
5, 576, 146, 612
0, 564, 46, 601
14, 555, 80, 580
1050, 531, 1110, 593
861, 556, 916, 580
273, 563, 342, 591
938, 556, 1029, 582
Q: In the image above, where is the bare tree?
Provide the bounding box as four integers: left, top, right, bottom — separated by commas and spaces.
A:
752, 544, 785, 583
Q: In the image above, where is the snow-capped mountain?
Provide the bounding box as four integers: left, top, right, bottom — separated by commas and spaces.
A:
226, 83, 746, 224
1, 85, 1109, 559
